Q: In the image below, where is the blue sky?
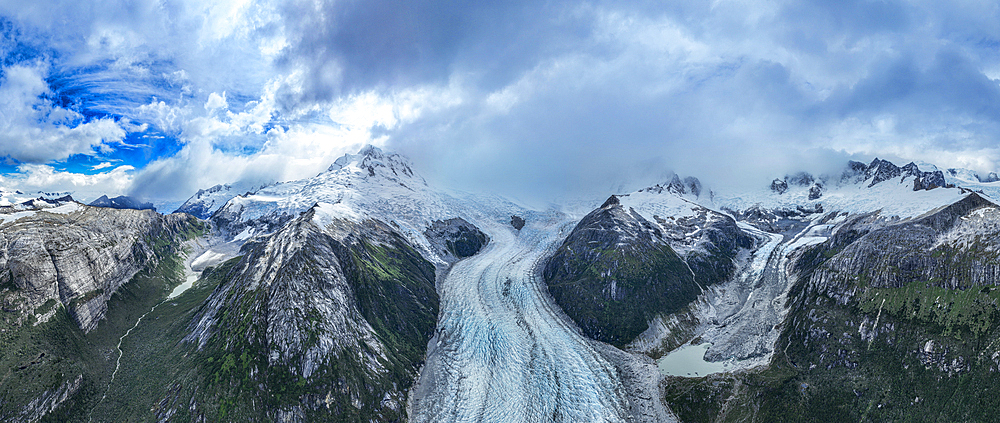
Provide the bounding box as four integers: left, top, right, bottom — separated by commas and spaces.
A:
0, 0, 999, 208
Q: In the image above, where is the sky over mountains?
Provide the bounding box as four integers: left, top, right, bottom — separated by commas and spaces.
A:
0, 0, 999, 207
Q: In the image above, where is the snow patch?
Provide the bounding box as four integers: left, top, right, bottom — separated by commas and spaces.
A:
46, 202, 82, 215
714, 175, 967, 220
232, 228, 254, 242
0, 210, 38, 224
191, 250, 229, 271
313, 202, 364, 228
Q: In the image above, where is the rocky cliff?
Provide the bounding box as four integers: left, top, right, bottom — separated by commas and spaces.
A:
544, 196, 702, 347
662, 193, 1000, 422
184, 205, 439, 421
0, 203, 204, 423
802, 193, 1000, 299
0, 203, 201, 332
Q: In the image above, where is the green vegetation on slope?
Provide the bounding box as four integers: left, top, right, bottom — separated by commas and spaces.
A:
858, 280, 1000, 338
663, 235, 1000, 423
0, 217, 200, 422
546, 243, 696, 347
149, 225, 439, 422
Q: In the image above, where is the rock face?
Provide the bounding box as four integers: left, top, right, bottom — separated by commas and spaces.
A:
543, 196, 701, 346
639, 175, 705, 198
786, 172, 815, 187
839, 158, 949, 191
0, 203, 200, 332
980, 172, 1000, 183
424, 218, 488, 264
808, 183, 823, 200
510, 215, 525, 230
770, 178, 789, 194
186, 206, 438, 421
761, 193, 1000, 419
731, 203, 824, 234
14, 374, 82, 423
651, 205, 755, 289
666, 193, 1000, 422
803, 193, 1000, 299
88, 195, 155, 211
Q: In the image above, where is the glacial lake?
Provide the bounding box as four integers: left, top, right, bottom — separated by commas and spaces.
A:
167, 272, 200, 299
657, 343, 732, 377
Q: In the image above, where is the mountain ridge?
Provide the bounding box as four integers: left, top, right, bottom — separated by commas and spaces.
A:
9, 147, 1000, 422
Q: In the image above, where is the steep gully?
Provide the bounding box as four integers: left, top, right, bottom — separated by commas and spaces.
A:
86, 238, 234, 422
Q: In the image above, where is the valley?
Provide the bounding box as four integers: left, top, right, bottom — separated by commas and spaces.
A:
5, 150, 1000, 422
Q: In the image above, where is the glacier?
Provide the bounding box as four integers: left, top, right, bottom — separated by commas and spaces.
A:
409, 212, 647, 422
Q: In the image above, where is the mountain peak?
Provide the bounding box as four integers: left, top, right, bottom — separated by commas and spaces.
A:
325, 145, 423, 186
601, 195, 620, 208
358, 144, 384, 158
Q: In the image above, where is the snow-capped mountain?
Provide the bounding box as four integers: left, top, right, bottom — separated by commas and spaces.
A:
709, 158, 970, 221
173, 184, 240, 218
10, 148, 1000, 422
0, 190, 75, 210
207, 146, 533, 263
209, 146, 425, 237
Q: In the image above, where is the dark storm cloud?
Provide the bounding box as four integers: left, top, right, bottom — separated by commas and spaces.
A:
273, 0, 611, 109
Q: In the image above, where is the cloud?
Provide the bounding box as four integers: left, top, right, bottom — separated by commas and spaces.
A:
126, 82, 459, 204
1, 0, 999, 205
0, 62, 126, 162
0, 163, 134, 203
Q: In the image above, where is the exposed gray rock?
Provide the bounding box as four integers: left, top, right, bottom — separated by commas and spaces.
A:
175, 184, 237, 219
730, 203, 822, 234
865, 158, 902, 187
424, 218, 489, 264
911, 169, 948, 191
15, 374, 82, 423
667, 174, 687, 195
770, 178, 788, 194
808, 183, 823, 200
0, 204, 198, 332
787, 172, 815, 186
841, 160, 870, 183
684, 177, 702, 197
980, 172, 1000, 183
510, 215, 525, 230
651, 205, 755, 287
186, 205, 437, 421
802, 193, 1000, 302
637, 175, 703, 198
